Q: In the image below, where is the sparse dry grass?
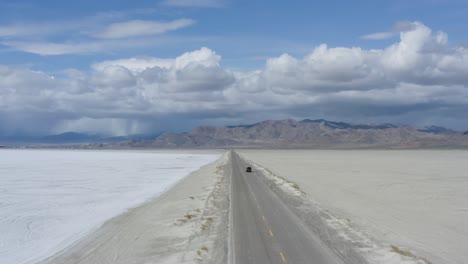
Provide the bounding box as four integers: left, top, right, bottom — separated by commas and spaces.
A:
391, 245, 432, 264
197, 246, 209, 256
184, 213, 196, 219
255, 163, 306, 195
391, 245, 417, 258
201, 217, 214, 230
215, 164, 225, 175
176, 211, 198, 224
264, 167, 274, 175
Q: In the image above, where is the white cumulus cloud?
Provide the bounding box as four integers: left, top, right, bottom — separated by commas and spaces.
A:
1, 22, 468, 136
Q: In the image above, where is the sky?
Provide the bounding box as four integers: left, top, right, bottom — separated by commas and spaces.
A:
1, 0, 468, 136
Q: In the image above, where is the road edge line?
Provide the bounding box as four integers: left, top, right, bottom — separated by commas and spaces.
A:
227, 150, 235, 264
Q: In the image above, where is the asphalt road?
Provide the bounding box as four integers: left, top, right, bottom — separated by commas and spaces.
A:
229, 151, 343, 264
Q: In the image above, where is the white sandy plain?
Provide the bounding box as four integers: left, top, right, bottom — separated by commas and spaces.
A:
0, 149, 221, 264
42, 151, 229, 264
238, 150, 468, 264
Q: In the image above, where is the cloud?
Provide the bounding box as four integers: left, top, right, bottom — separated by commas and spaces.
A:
1, 22, 468, 136
162, 0, 226, 8
0, 17, 195, 55
361, 32, 396, 40
361, 21, 417, 40
92, 57, 174, 73
0, 22, 82, 38
0, 13, 121, 38
2, 36, 193, 56
2, 41, 107, 56
92, 19, 195, 39
93, 47, 221, 72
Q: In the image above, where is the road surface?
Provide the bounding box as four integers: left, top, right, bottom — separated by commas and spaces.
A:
229, 151, 343, 264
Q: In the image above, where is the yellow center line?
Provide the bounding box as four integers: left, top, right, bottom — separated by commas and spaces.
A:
247, 174, 284, 263
280, 252, 287, 263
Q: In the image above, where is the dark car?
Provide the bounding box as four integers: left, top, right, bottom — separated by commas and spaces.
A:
246, 166, 252, 172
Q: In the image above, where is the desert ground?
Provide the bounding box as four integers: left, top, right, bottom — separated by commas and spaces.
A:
41, 151, 229, 264
238, 150, 468, 264
0, 149, 223, 264
2, 149, 466, 264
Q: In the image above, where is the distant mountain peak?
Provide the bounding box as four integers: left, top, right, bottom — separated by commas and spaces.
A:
301, 118, 326, 123
300, 119, 398, 130
148, 118, 468, 149
418, 126, 454, 134
226, 122, 260, 129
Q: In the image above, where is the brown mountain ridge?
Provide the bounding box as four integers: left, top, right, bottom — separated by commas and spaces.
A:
143, 119, 468, 149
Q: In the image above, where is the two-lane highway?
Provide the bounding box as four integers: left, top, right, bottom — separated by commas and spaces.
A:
229, 151, 342, 264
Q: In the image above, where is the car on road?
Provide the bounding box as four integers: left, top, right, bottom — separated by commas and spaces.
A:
246, 166, 252, 172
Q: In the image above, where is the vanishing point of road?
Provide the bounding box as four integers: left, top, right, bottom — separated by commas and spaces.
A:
229, 151, 343, 264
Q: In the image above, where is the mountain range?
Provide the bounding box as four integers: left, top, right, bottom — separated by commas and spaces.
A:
4, 119, 467, 149
126, 119, 468, 149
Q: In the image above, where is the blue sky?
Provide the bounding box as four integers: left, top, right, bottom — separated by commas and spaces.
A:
2, 0, 467, 70
1, 0, 468, 135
